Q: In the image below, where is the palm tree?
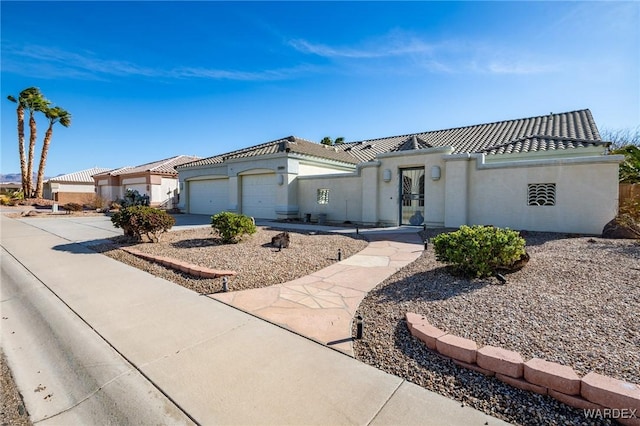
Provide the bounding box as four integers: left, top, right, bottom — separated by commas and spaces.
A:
6, 94, 28, 193
35, 106, 72, 198
320, 136, 345, 146
21, 88, 50, 197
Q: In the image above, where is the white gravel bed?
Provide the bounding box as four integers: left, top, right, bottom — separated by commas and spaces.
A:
95, 226, 367, 294
353, 230, 640, 426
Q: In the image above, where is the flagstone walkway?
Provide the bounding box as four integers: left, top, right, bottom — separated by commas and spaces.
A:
211, 231, 424, 355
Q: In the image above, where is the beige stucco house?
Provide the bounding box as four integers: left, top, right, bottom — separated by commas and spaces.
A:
43, 167, 112, 204
94, 155, 199, 208
176, 109, 623, 234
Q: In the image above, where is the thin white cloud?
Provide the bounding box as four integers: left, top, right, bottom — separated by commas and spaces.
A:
288, 33, 436, 59
2, 43, 306, 81
288, 32, 561, 76
485, 61, 561, 75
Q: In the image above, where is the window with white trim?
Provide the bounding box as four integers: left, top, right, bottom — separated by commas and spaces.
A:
528, 183, 556, 206
317, 188, 330, 204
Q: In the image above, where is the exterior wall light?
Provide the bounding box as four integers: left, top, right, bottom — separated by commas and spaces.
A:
431, 166, 441, 181
277, 174, 284, 185
383, 169, 392, 182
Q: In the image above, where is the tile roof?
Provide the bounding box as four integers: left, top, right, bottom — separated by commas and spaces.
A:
479, 136, 610, 155
178, 109, 602, 169
333, 109, 601, 161
178, 137, 360, 168
46, 167, 112, 183
95, 155, 201, 177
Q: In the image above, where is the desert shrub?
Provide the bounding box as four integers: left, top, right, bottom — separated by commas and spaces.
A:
62, 202, 83, 212
111, 205, 175, 242
0, 194, 15, 206
117, 189, 150, 208
616, 198, 640, 237
82, 194, 108, 210
619, 198, 640, 221
432, 225, 526, 278
210, 211, 256, 244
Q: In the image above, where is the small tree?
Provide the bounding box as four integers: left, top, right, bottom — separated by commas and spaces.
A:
211, 211, 256, 244
111, 206, 175, 242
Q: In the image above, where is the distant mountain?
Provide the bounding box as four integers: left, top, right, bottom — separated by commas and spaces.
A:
1, 173, 54, 182
0, 173, 23, 183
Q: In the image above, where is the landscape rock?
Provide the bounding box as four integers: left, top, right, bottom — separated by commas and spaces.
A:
271, 232, 290, 248
602, 217, 640, 239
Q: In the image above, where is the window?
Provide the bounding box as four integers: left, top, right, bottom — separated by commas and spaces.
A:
528, 183, 556, 206
317, 188, 330, 204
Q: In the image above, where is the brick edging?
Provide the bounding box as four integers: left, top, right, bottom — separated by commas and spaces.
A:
120, 247, 236, 278
406, 313, 640, 421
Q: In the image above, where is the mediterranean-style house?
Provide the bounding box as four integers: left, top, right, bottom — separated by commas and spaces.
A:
176, 109, 623, 234
94, 155, 200, 208
43, 167, 112, 204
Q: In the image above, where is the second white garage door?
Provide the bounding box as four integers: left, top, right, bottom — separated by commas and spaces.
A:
241, 174, 276, 219
188, 179, 229, 215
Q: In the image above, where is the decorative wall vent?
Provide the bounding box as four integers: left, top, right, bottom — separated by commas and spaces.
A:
528, 183, 556, 206
317, 188, 330, 204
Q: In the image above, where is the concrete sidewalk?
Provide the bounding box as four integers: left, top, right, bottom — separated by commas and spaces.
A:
0, 215, 509, 425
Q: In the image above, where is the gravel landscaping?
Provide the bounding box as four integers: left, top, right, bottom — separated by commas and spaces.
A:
0, 350, 31, 426
95, 226, 368, 294
354, 230, 640, 426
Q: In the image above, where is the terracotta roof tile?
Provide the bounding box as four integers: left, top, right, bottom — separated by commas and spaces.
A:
95, 155, 200, 177
478, 136, 609, 155
45, 167, 112, 183
178, 109, 602, 168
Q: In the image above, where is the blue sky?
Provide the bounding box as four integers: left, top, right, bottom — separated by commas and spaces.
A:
2, 1, 639, 177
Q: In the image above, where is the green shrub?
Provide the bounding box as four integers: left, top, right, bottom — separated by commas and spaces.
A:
432, 225, 526, 278
111, 205, 175, 242
211, 211, 256, 244
62, 202, 83, 212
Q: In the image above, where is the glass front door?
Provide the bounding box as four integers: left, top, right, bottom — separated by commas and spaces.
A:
399, 168, 425, 225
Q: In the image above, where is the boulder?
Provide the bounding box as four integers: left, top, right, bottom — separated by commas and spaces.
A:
602, 217, 640, 239
497, 251, 530, 273
271, 232, 290, 248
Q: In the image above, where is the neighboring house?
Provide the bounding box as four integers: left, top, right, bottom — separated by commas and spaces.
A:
0, 182, 22, 194
43, 167, 112, 204
176, 109, 623, 234
93, 155, 200, 208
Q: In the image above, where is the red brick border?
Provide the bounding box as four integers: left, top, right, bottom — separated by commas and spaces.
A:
120, 247, 236, 278
405, 312, 640, 417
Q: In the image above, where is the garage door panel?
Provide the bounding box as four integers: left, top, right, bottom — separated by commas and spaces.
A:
189, 179, 228, 215
242, 174, 276, 219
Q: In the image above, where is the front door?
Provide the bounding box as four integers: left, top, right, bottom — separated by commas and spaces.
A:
399, 167, 425, 225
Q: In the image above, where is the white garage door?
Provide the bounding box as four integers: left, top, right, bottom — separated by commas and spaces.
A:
188, 179, 229, 215
241, 174, 276, 219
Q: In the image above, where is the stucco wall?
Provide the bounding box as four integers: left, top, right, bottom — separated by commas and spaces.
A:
461, 155, 621, 234
297, 173, 363, 223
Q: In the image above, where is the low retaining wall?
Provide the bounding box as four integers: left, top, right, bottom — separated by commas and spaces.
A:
406, 313, 640, 425
121, 247, 236, 279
